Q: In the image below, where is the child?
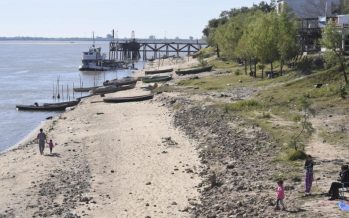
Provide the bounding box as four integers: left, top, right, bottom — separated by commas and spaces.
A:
304, 155, 314, 196
275, 180, 286, 211
47, 139, 54, 154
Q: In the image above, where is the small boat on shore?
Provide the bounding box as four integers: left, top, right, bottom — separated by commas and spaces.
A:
142, 75, 172, 83
92, 84, 136, 95
175, 65, 213, 76
145, 68, 173, 75
103, 94, 154, 103
103, 77, 137, 86
43, 100, 80, 107
16, 103, 71, 111
73, 86, 101, 92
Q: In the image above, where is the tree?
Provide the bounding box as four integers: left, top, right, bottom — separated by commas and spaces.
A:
277, 11, 299, 75
321, 21, 349, 84
249, 12, 279, 72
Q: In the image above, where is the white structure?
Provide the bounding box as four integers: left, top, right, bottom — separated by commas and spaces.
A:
277, 0, 341, 18
79, 45, 109, 71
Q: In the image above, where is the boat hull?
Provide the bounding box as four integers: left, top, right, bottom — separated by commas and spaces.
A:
103, 94, 154, 103
175, 65, 213, 75
142, 76, 172, 83
144, 68, 173, 75
92, 84, 136, 95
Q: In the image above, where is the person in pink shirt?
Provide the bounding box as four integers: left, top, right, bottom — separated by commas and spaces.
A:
275, 180, 286, 211
47, 139, 54, 154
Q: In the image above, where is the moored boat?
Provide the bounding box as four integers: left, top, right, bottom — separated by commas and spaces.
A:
175, 65, 213, 76
145, 68, 173, 75
142, 75, 172, 83
103, 94, 154, 103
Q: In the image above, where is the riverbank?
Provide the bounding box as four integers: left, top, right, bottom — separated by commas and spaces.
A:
1, 55, 348, 217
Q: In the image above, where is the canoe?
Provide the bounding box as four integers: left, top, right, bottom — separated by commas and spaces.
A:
103, 77, 137, 86
175, 65, 213, 76
103, 94, 154, 103
16, 103, 69, 111
73, 86, 101, 92
142, 75, 172, 83
43, 100, 80, 107
145, 68, 173, 75
92, 84, 136, 95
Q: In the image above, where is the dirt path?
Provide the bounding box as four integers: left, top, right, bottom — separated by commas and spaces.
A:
302, 116, 349, 216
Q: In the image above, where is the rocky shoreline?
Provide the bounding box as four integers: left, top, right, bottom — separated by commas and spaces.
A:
156, 94, 309, 218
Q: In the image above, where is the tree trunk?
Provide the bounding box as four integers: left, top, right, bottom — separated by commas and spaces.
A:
254, 60, 257, 78
249, 58, 252, 75
337, 52, 348, 84
262, 69, 264, 79
216, 45, 220, 58
271, 62, 273, 72
244, 58, 247, 75
280, 60, 284, 76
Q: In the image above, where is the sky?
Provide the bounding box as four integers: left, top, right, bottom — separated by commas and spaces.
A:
0, 0, 263, 39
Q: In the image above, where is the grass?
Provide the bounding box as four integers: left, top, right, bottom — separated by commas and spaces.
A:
319, 129, 349, 146
178, 56, 349, 164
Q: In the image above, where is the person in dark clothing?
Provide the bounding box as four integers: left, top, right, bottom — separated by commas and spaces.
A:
328, 165, 349, 200
304, 155, 314, 196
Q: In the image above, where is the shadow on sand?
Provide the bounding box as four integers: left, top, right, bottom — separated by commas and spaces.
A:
44, 153, 61, 158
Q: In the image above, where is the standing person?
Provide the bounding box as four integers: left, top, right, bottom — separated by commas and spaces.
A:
37, 128, 46, 155
275, 180, 286, 211
328, 165, 349, 200
304, 155, 314, 196
47, 139, 54, 154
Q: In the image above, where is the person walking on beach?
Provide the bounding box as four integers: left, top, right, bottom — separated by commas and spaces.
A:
304, 155, 314, 196
37, 128, 46, 155
275, 180, 286, 211
47, 139, 54, 154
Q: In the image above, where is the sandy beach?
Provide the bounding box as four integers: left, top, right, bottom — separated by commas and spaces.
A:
2, 56, 348, 218
0, 58, 202, 218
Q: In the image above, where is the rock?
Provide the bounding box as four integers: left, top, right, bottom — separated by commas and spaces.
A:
146, 182, 151, 185
171, 201, 177, 205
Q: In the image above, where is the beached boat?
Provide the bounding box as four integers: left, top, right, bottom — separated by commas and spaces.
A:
103, 77, 137, 86
144, 68, 173, 75
142, 75, 172, 83
92, 84, 136, 95
73, 86, 101, 92
16, 103, 68, 111
175, 65, 213, 76
103, 94, 154, 103
43, 100, 80, 107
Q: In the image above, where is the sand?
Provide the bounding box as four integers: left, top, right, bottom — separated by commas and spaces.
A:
0, 57, 202, 218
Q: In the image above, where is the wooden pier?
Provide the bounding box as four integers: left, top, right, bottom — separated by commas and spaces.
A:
109, 39, 207, 61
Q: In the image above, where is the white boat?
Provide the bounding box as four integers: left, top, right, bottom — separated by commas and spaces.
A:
79, 45, 111, 71
79, 33, 110, 71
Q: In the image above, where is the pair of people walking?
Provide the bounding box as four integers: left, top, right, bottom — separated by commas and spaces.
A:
36, 128, 54, 155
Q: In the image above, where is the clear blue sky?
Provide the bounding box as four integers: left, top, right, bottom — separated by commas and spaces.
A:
0, 0, 263, 39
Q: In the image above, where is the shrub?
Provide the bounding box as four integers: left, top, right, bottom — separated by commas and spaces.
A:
235, 69, 241, 75
224, 100, 262, 112
287, 150, 307, 161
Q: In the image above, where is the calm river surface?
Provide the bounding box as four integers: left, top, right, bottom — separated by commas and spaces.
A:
0, 40, 142, 152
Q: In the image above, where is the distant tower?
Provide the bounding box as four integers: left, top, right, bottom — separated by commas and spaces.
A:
131, 30, 135, 40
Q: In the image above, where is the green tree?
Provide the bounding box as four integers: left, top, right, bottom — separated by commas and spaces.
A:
321, 21, 348, 84
277, 11, 299, 75
249, 12, 279, 73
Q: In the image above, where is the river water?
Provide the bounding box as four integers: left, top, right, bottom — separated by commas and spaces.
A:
0, 41, 142, 152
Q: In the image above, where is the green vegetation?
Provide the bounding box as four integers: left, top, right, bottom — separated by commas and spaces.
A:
321, 22, 349, 84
